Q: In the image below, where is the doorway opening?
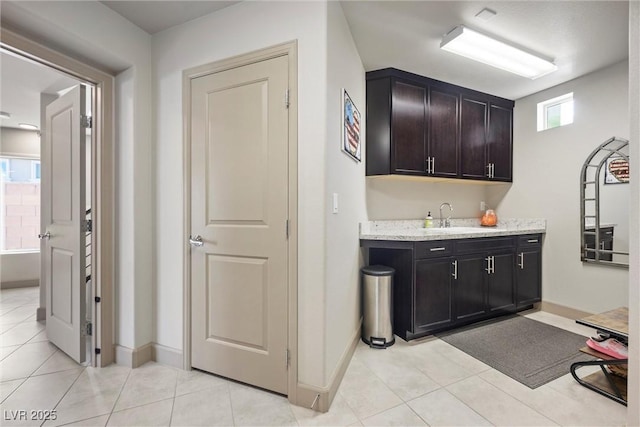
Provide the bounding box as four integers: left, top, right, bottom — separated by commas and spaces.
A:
1, 48, 95, 365
1, 27, 115, 367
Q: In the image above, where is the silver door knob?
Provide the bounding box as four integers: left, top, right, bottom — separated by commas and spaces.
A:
38, 231, 51, 240
189, 235, 204, 247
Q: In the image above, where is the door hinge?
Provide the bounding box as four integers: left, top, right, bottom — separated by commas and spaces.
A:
95, 348, 101, 355
285, 89, 290, 109
84, 321, 93, 336
81, 115, 92, 129
286, 219, 289, 239
286, 349, 290, 368
82, 219, 92, 233
95, 296, 101, 303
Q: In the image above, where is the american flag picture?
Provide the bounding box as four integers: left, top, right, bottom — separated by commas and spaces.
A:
342, 89, 361, 162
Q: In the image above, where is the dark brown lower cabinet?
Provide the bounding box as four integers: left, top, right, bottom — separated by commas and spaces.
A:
454, 255, 487, 321
415, 258, 453, 333
362, 234, 543, 341
487, 251, 516, 313
516, 237, 542, 307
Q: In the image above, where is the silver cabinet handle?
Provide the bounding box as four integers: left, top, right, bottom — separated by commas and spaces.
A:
518, 252, 524, 269
425, 157, 430, 173
485, 256, 492, 274
486, 164, 491, 177
452, 260, 458, 279
430, 247, 446, 252
38, 231, 51, 240
189, 235, 204, 247
492, 163, 495, 178
527, 239, 538, 243
431, 157, 435, 174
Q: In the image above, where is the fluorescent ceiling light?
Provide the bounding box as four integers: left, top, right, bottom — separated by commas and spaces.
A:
440, 25, 557, 80
0, 111, 10, 119
19, 123, 39, 130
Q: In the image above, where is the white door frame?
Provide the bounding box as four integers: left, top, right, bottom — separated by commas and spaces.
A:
1, 28, 115, 367
182, 41, 298, 399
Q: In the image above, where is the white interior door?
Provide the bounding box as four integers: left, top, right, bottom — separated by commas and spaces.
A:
43, 85, 87, 363
190, 55, 289, 394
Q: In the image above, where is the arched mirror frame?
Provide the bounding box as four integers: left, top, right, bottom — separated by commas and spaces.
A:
580, 136, 629, 268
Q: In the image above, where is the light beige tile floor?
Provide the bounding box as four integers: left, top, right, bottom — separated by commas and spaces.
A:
0, 287, 628, 426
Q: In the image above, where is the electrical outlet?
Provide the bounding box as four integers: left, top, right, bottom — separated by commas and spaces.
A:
480, 201, 486, 211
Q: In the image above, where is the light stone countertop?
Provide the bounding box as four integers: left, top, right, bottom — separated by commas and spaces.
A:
360, 218, 546, 241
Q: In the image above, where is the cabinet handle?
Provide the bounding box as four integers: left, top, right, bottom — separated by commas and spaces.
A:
431, 157, 435, 174
492, 163, 495, 178
426, 157, 431, 174
486, 164, 491, 178
485, 256, 492, 274
452, 260, 458, 279
527, 239, 538, 243
518, 252, 524, 269
605, 231, 613, 235
600, 241, 605, 250
430, 247, 446, 252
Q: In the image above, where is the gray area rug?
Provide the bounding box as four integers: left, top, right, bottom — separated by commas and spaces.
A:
436, 315, 596, 389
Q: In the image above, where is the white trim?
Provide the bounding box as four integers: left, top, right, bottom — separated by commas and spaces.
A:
115, 343, 153, 368
152, 343, 183, 369
0, 279, 39, 289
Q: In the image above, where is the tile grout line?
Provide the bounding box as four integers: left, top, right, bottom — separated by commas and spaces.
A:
104, 366, 133, 426
168, 365, 179, 426
42, 368, 86, 427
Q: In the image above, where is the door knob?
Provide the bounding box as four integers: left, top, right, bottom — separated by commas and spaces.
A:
189, 235, 204, 247
38, 231, 51, 240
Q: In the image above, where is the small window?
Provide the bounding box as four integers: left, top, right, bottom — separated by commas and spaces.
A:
1, 156, 41, 252
537, 92, 573, 131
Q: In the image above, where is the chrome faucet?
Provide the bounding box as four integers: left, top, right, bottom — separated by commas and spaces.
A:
439, 203, 453, 228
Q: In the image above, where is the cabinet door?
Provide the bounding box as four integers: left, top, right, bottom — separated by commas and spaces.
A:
454, 255, 487, 321
516, 248, 541, 307
429, 87, 459, 177
488, 104, 512, 181
415, 258, 453, 331
391, 80, 427, 174
460, 97, 488, 180
487, 252, 516, 312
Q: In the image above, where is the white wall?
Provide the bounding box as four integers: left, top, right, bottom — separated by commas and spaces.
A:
0, 128, 40, 285
367, 178, 490, 220
0, 128, 40, 158
324, 1, 367, 384
488, 61, 629, 313
152, 1, 329, 387
627, 1, 639, 424
2, 1, 154, 351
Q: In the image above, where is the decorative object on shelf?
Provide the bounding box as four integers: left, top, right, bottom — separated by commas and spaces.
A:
604, 156, 629, 184
480, 209, 497, 226
342, 88, 361, 162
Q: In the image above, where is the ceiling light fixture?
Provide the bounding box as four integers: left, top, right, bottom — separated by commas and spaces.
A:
440, 25, 558, 80
19, 123, 39, 131
0, 111, 10, 119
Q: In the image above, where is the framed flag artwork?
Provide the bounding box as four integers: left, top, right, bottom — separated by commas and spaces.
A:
342, 89, 361, 162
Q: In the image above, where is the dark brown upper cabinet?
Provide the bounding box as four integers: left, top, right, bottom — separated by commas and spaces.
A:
366, 68, 514, 182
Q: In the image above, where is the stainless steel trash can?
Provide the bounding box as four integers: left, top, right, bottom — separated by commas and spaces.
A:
361, 265, 395, 348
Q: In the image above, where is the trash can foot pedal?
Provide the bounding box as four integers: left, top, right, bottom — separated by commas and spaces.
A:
363, 336, 395, 349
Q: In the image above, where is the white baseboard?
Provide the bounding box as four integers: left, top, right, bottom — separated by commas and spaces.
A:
152, 343, 183, 369
290, 322, 361, 413
540, 300, 594, 320
115, 343, 153, 368
1, 279, 38, 289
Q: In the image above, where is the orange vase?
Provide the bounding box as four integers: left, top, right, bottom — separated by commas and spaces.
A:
481, 209, 497, 227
